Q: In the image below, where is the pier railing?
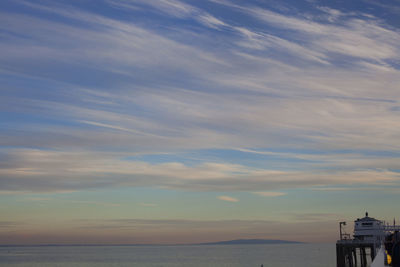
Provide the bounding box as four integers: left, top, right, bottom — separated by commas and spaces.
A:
337, 239, 381, 245
383, 225, 400, 231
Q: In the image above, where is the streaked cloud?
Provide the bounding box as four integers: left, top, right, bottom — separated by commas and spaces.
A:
68, 200, 121, 207
0, 148, 399, 193
107, 0, 228, 29
253, 192, 287, 197
217, 196, 239, 202
0, 221, 23, 229
139, 203, 157, 207
288, 213, 340, 222
25, 197, 52, 202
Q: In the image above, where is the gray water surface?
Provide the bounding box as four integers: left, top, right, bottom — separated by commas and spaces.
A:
0, 243, 335, 267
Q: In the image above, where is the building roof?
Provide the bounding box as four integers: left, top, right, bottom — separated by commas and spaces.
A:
354, 212, 379, 222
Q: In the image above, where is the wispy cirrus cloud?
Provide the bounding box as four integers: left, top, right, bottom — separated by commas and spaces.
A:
213, 0, 400, 67
106, 0, 228, 29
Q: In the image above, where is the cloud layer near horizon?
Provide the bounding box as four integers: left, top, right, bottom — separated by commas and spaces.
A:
1, 148, 399, 193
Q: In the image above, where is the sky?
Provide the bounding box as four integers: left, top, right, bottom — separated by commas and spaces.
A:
0, 0, 400, 245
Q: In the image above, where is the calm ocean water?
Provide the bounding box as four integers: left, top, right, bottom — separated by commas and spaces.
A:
0, 243, 335, 267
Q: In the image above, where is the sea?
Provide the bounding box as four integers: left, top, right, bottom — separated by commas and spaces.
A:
0, 243, 335, 267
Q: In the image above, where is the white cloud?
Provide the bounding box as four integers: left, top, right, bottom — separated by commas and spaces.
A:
234, 27, 329, 64
198, 13, 228, 29
217, 196, 239, 202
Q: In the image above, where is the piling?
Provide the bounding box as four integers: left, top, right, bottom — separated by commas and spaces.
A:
336, 241, 375, 267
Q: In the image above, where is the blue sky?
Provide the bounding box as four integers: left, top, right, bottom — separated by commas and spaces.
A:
1, 0, 400, 244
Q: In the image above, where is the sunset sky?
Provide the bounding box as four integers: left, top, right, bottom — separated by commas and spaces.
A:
1, 0, 400, 244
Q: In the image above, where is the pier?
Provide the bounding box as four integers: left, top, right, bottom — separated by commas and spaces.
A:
336, 240, 376, 267
335, 212, 400, 267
